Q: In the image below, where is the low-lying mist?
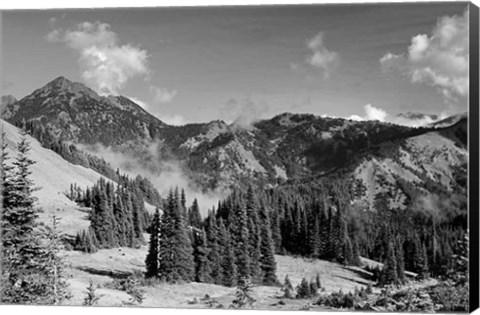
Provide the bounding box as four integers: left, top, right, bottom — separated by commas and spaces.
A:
77, 141, 227, 217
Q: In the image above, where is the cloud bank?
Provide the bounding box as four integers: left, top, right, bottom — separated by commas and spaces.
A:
220, 97, 269, 129
306, 32, 340, 78
77, 142, 225, 216
47, 21, 150, 95
348, 104, 388, 122
347, 104, 447, 127
380, 9, 469, 100
150, 86, 178, 104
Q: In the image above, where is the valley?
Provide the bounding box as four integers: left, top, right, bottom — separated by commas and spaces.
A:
0, 76, 469, 312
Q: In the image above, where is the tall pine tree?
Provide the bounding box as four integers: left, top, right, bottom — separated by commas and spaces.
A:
158, 189, 195, 282
218, 219, 237, 287
258, 202, 277, 285
145, 208, 161, 278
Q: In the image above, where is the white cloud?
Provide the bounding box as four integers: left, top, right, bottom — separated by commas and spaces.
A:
150, 86, 178, 103
47, 21, 149, 95
347, 104, 387, 122
159, 114, 189, 126
364, 104, 388, 121
306, 32, 340, 78
380, 9, 469, 99
347, 103, 448, 127
220, 97, 269, 129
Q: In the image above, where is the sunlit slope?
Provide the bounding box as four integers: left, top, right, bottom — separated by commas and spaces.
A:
353, 119, 467, 211
1, 119, 105, 234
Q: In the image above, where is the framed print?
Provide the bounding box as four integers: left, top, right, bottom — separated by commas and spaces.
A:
1, 1, 479, 313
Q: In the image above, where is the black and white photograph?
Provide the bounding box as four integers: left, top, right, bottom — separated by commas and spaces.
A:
0, 1, 478, 313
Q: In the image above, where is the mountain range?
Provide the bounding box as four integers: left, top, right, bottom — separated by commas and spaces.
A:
1, 76, 468, 211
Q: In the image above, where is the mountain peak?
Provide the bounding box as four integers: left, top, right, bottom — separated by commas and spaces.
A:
31, 76, 100, 101
46, 76, 74, 89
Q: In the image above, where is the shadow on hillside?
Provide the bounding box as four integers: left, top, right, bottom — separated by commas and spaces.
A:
336, 275, 370, 287
340, 266, 374, 282
77, 266, 133, 279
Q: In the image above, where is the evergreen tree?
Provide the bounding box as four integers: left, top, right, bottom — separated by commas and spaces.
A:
352, 237, 362, 266
145, 208, 161, 278
245, 186, 261, 281
283, 275, 294, 298
131, 192, 145, 241
180, 188, 187, 217
193, 229, 212, 283
380, 241, 398, 285
188, 198, 202, 229
412, 235, 429, 279
229, 198, 251, 281
74, 230, 97, 253
258, 202, 277, 285
1, 129, 14, 218
158, 189, 195, 282
315, 273, 322, 289
269, 203, 282, 253
310, 211, 322, 258
342, 235, 354, 266
43, 216, 71, 304
90, 184, 115, 247
3, 130, 38, 232
218, 219, 237, 287
296, 278, 311, 299
1, 132, 69, 304
281, 204, 294, 253
395, 238, 406, 283
113, 191, 128, 246
205, 212, 222, 284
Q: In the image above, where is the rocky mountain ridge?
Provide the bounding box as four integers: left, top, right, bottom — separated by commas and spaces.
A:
1, 77, 468, 199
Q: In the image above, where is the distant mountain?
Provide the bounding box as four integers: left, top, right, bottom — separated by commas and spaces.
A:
429, 112, 468, 128
351, 118, 467, 211
1, 76, 469, 199
396, 112, 438, 121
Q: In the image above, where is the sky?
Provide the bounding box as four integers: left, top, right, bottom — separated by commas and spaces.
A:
1, 2, 470, 126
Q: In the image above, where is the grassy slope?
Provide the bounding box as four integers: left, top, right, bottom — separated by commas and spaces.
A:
2, 119, 158, 233
63, 243, 379, 309
353, 128, 467, 210
2, 119, 105, 234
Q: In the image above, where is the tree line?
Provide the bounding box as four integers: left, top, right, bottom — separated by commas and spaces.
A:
146, 186, 278, 287
18, 119, 162, 207
69, 176, 152, 251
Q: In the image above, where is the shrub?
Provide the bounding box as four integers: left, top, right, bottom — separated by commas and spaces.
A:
316, 289, 365, 309
83, 280, 102, 306
230, 277, 256, 309
125, 278, 145, 305
429, 282, 468, 312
